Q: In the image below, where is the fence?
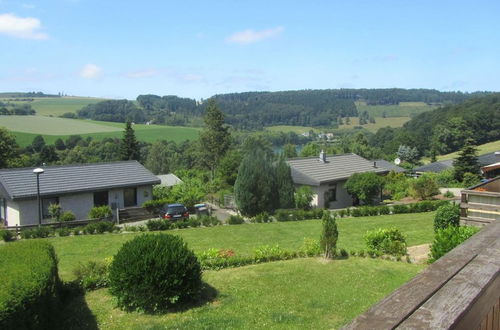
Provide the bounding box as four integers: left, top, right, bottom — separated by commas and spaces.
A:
4, 217, 113, 235
343, 220, 500, 329
461, 177, 500, 226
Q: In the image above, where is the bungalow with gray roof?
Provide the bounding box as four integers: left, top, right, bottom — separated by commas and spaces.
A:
286, 152, 389, 209
0, 161, 160, 226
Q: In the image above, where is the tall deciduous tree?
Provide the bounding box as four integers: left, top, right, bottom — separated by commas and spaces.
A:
0, 128, 19, 168
453, 138, 480, 182
345, 172, 383, 205
120, 121, 140, 161
145, 140, 174, 175
200, 99, 231, 177
275, 156, 295, 209
234, 148, 278, 217
282, 143, 298, 158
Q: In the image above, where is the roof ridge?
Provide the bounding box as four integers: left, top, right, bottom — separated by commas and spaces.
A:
0, 160, 140, 173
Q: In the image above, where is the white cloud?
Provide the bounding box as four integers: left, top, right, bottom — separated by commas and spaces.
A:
126, 69, 158, 78
0, 13, 48, 39
80, 64, 102, 79
226, 26, 284, 45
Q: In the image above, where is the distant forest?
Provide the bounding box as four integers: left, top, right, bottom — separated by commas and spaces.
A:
75, 88, 492, 129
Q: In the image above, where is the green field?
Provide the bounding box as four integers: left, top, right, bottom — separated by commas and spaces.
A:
338, 116, 411, 132
266, 125, 318, 134
0, 116, 200, 146
355, 101, 438, 118
51, 212, 433, 281
0, 96, 106, 116
48, 213, 431, 329
436, 139, 500, 161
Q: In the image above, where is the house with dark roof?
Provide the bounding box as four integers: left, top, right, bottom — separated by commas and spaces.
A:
372, 159, 406, 173
0, 161, 160, 226
414, 151, 500, 175
286, 152, 389, 209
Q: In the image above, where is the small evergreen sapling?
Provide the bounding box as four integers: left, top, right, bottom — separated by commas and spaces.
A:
320, 211, 338, 259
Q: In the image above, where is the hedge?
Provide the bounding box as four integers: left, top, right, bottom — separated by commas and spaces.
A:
0, 240, 60, 329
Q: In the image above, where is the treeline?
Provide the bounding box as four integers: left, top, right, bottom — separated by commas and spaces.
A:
369, 93, 500, 157
0, 102, 36, 115
75, 89, 489, 128
0, 92, 59, 98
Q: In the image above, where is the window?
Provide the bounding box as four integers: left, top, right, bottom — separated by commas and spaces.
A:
328, 185, 337, 202
0, 198, 5, 221
93, 191, 109, 207
123, 188, 137, 207
42, 197, 59, 219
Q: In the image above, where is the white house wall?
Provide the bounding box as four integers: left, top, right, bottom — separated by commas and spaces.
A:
16, 199, 39, 226
59, 193, 93, 220
5, 200, 20, 226
137, 185, 153, 206
310, 180, 353, 209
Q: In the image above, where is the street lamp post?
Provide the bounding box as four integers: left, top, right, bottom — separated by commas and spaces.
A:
33, 168, 44, 227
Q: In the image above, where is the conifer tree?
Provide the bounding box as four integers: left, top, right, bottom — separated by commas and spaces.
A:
320, 211, 338, 259
120, 121, 140, 161
453, 138, 480, 182
200, 99, 231, 178
234, 148, 278, 217
275, 156, 295, 208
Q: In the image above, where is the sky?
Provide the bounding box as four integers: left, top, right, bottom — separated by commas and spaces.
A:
0, 0, 499, 99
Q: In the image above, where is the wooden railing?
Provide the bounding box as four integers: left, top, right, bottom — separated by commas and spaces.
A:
343, 220, 500, 329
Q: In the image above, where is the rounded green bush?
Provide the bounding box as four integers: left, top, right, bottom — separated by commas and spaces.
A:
433, 203, 460, 232
109, 234, 202, 312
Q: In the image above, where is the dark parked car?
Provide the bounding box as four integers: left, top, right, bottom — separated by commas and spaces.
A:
160, 203, 189, 221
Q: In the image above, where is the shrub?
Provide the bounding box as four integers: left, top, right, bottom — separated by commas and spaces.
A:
338, 209, 347, 218
174, 220, 189, 229
378, 205, 390, 215
392, 204, 410, 214
109, 234, 202, 312
197, 248, 254, 270
227, 215, 245, 225
320, 211, 338, 259
351, 207, 362, 217
443, 190, 455, 198
0, 229, 14, 242
83, 223, 98, 235
187, 218, 201, 228
200, 216, 220, 227
429, 226, 480, 263
365, 228, 407, 256
462, 172, 481, 188
339, 248, 348, 258
73, 258, 112, 290
410, 175, 439, 200
146, 219, 171, 231
142, 198, 169, 214
48, 203, 62, 222
345, 172, 384, 205
253, 212, 271, 223
0, 240, 60, 329
434, 203, 460, 232
88, 205, 112, 219
56, 227, 71, 237
60, 211, 76, 222
21, 227, 53, 239
253, 245, 293, 262
72, 226, 84, 235
95, 221, 116, 234
295, 186, 314, 210
299, 238, 321, 257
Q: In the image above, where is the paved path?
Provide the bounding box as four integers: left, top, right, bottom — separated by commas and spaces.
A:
408, 244, 430, 264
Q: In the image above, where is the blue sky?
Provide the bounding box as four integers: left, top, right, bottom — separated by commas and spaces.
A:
1, 0, 499, 99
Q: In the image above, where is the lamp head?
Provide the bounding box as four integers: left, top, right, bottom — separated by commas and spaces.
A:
33, 168, 44, 175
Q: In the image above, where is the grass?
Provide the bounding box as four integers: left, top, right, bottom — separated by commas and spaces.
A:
0, 116, 200, 146
338, 116, 411, 132
266, 125, 318, 134
0, 96, 106, 117
59, 258, 424, 329
435, 139, 500, 161
50, 212, 434, 281
355, 101, 437, 118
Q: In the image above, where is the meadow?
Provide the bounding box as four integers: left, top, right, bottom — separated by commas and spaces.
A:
355, 101, 438, 118
47, 212, 432, 329
0, 116, 200, 146
266, 125, 317, 134
435, 139, 500, 161
0, 96, 106, 116
338, 116, 411, 132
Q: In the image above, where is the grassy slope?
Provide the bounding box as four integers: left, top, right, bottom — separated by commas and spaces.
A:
51, 212, 433, 281
2, 117, 200, 146
266, 125, 318, 134
436, 139, 500, 161
338, 116, 411, 132
0, 96, 106, 116
65, 258, 423, 330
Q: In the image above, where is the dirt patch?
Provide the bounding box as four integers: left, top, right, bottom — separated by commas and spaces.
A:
407, 244, 430, 264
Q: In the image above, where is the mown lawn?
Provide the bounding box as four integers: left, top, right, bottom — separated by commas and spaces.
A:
59, 258, 424, 330
51, 212, 434, 281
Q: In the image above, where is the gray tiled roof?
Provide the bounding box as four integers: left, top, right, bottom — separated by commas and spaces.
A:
414, 159, 454, 173
373, 159, 406, 173
286, 153, 388, 186
0, 161, 160, 200
478, 152, 500, 166
157, 173, 183, 187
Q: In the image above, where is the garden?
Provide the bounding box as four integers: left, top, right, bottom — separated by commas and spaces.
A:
0, 201, 480, 329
